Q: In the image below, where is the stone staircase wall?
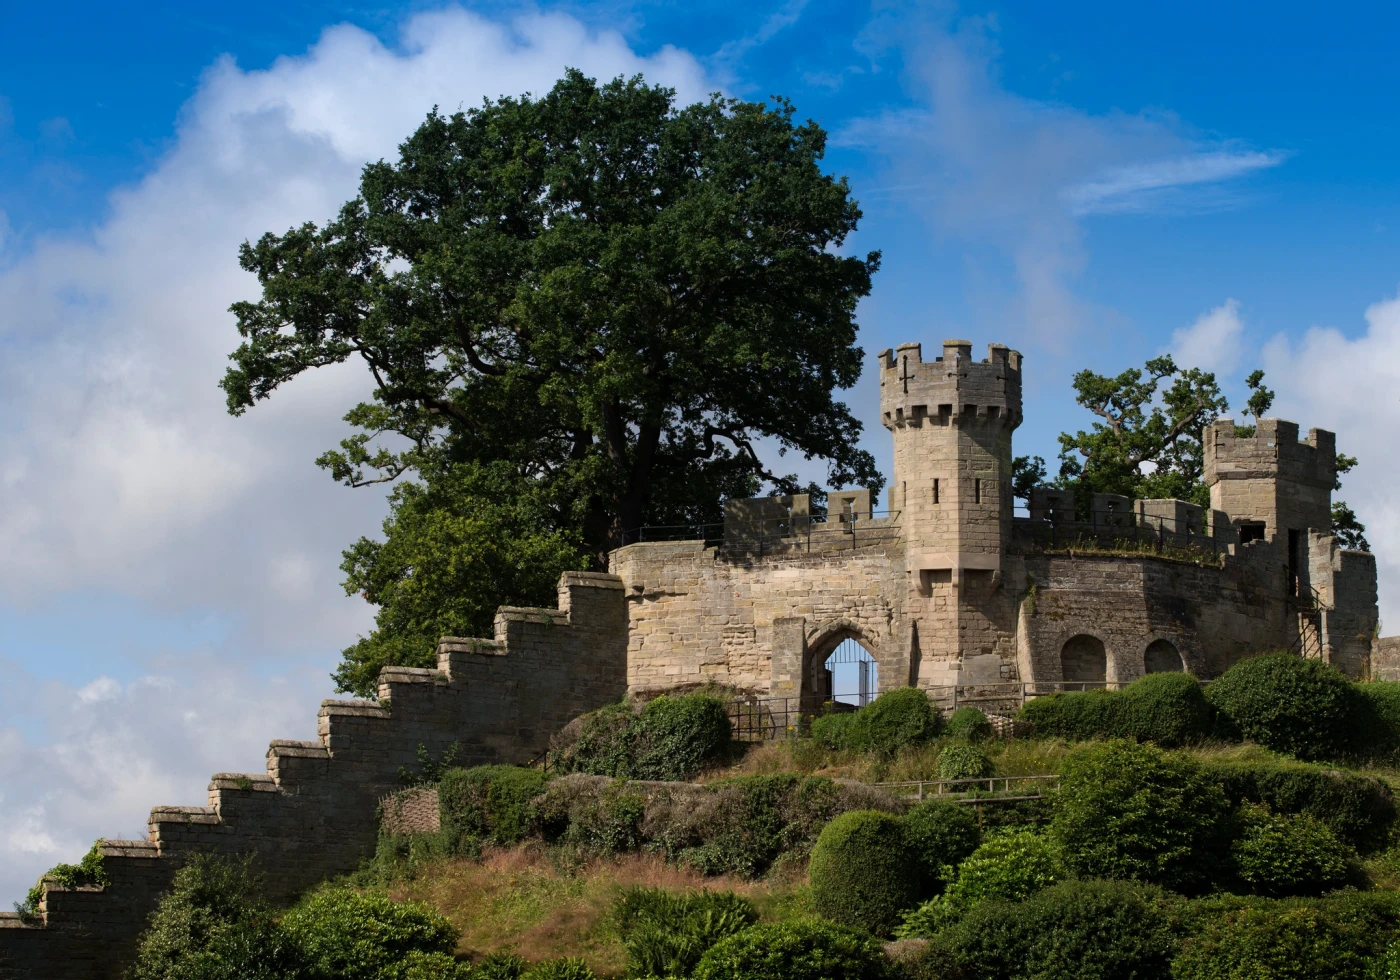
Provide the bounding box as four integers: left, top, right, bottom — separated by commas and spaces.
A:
0, 572, 627, 980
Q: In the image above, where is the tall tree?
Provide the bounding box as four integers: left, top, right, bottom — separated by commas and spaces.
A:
1054, 356, 1229, 508
222, 71, 883, 692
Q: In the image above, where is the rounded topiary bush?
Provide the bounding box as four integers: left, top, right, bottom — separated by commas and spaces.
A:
903, 801, 980, 889
280, 889, 459, 980
937, 743, 994, 781
1231, 807, 1353, 897
811, 710, 863, 750
936, 880, 1174, 980
808, 810, 921, 936
1205, 653, 1359, 760
1172, 905, 1365, 980
1051, 740, 1230, 893
631, 693, 733, 780
1119, 671, 1216, 747
692, 921, 894, 980
860, 687, 940, 754
1018, 689, 1123, 742
945, 707, 994, 743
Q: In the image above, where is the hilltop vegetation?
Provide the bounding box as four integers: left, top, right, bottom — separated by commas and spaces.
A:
109, 653, 1400, 978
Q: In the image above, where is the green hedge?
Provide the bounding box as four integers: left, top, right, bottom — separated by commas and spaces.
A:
1201, 757, 1396, 853
902, 801, 980, 890
438, 765, 547, 849
932, 880, 1174, 980
936, 743, 994, 780
809, 688, 940, 754
1230, 807, 1352, 897
549, 693, 732, 780
945, 707, 993, 743
1051, 741, 1230, 893
1205, 654, 1359, 761
897, 829, 1063, 937
1173, 904, 1366, 980
1017, 672, 1215, 747
809, 810, 922, 936
280, 889, 459, 980
692, 921, 894, 980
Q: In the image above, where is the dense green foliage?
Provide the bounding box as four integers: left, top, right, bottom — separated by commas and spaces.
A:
897, 830, 1064, 936
613, 887, 757, 977
550, 694, 732, 781
17, 840, 110, 919
936, 743, 994, 781
931, 880, 1174, 980
1051, 741, 1230, 892
808, 810, 922, 936
127, 855, 304, 980
1206, 653, 1360, 760
437, 765, 547, 850
280, 889, 459, 980
1018, 672, 1215, 747
1202, 757, 1396, 853
1172, 904, 1369, 980
1230, 807, 1352, 897
902, 801, 981, 890
809, 688, 939, 753
692, 921, 893, 980
944, 707, 993, 743
810, 710, 861, 749
1357, 681, 1400, 756
518, 958, 597, 980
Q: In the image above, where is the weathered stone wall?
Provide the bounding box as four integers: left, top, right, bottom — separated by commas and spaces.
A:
1375, 636, 1400, 681
0, 572, 627, 980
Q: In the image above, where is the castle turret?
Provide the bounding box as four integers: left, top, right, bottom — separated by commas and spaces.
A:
880, 340, 1022, 588
1204, 418, 1335, 546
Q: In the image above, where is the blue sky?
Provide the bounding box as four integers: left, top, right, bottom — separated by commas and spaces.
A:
4, 1, 1400, 897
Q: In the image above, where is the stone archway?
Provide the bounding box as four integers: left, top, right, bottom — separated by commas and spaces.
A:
1060, 634, 1107, 688
1145, 638, 1185, 674
802, 621, 880, 712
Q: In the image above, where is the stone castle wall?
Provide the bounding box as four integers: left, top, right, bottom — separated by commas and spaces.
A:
0, 573, 628, 980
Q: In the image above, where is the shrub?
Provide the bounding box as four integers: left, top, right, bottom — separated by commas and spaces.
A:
1172, 904, 1369, 980
902, 801, 980, 890
471, 954, 528, 980
614, 887, 758, 977
897, 829, 1063, 936
16, 840, 110, 919
549, 693, 732, 781
937, 743, 994, 781
945, 707, 993, 743
811, 711, 862, 750
1202, 757, 1396, 853
519, 959, 597, 980
934, 880, 1174, 980
127, 854, 305, 980
394, 951, 473, 980
1355, 681, 1400, 757
1230, 806, 1353, 897
1051, 740, 1230, 893
1016, 674, 1214, 748
438, 765, 547, 849
809, 810, 922, 936
692, 920, 894, 980
532, 776, 648, 856
280, 889, 458, 980
860, 687, 940, 753
1205, 653, 1359, 760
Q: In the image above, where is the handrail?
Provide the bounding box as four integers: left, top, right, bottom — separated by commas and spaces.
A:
874, 774, 1062, 802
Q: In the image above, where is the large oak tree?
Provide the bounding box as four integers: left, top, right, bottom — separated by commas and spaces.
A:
223, 71, 882, 694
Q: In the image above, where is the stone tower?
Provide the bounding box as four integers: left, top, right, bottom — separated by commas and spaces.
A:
880, 340, 1023, 682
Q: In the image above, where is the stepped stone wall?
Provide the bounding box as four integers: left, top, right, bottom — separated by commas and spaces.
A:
0, 572, 627, 980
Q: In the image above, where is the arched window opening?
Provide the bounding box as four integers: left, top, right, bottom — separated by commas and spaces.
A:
1145, 639, 1185, 674
1060, 634, 1106, 688
825, 638, 879, 707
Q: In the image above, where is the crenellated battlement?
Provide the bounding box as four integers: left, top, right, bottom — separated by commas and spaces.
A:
879, 340, 1023, 430
1204, 418, 1337, 490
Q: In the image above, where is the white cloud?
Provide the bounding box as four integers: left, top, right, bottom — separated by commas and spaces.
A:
1172, 298, 1246, 377
0, 6, 708, 903
1065, 151, 1285, 216
1260, 293, 1400, 629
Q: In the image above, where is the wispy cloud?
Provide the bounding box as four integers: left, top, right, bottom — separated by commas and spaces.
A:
1065, 150, 1286, 215
712, 0, 809, 76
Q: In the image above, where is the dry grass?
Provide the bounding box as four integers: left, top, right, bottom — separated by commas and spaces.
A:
385, 845, 809, 974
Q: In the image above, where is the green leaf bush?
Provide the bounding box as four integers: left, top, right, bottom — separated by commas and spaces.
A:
1050, 740, 1230, 893
614, 887, 757, 977
1017, 672, 1215, 747
17, 840, 110, 919
808, 810, 922, 936
691, 921, 894, 980
936, 743, 994, 781
437, 765, 547, 850
810, 710, 861, 750
897, 829, 1063, 937
1230, 806, 1352, 897
519, 959, 597, 980
549, 693, 732, 781
932, 880, 1174, 980
1205, 653, 1360, 760
1201, 756, 1396, 853
902, 801, 981, 891
1172, 904, 1366, 980
944, 706, 993, 743
859, 687, 941, 753
280, 889, 459, 980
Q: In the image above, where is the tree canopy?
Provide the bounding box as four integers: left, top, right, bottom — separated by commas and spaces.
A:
222, 70, 882, 695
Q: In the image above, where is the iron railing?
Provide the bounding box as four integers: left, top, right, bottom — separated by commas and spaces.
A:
874, 774, 1061, 803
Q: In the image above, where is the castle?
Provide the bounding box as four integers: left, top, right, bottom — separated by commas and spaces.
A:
0, 339, 1387, 979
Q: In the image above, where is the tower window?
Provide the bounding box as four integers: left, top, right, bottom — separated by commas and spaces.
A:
933, 479, 940, 504
902, 482, 906, 507
975, 478, 982, 504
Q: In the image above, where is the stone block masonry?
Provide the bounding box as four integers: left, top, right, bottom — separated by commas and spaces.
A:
0, 572, 628, 980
